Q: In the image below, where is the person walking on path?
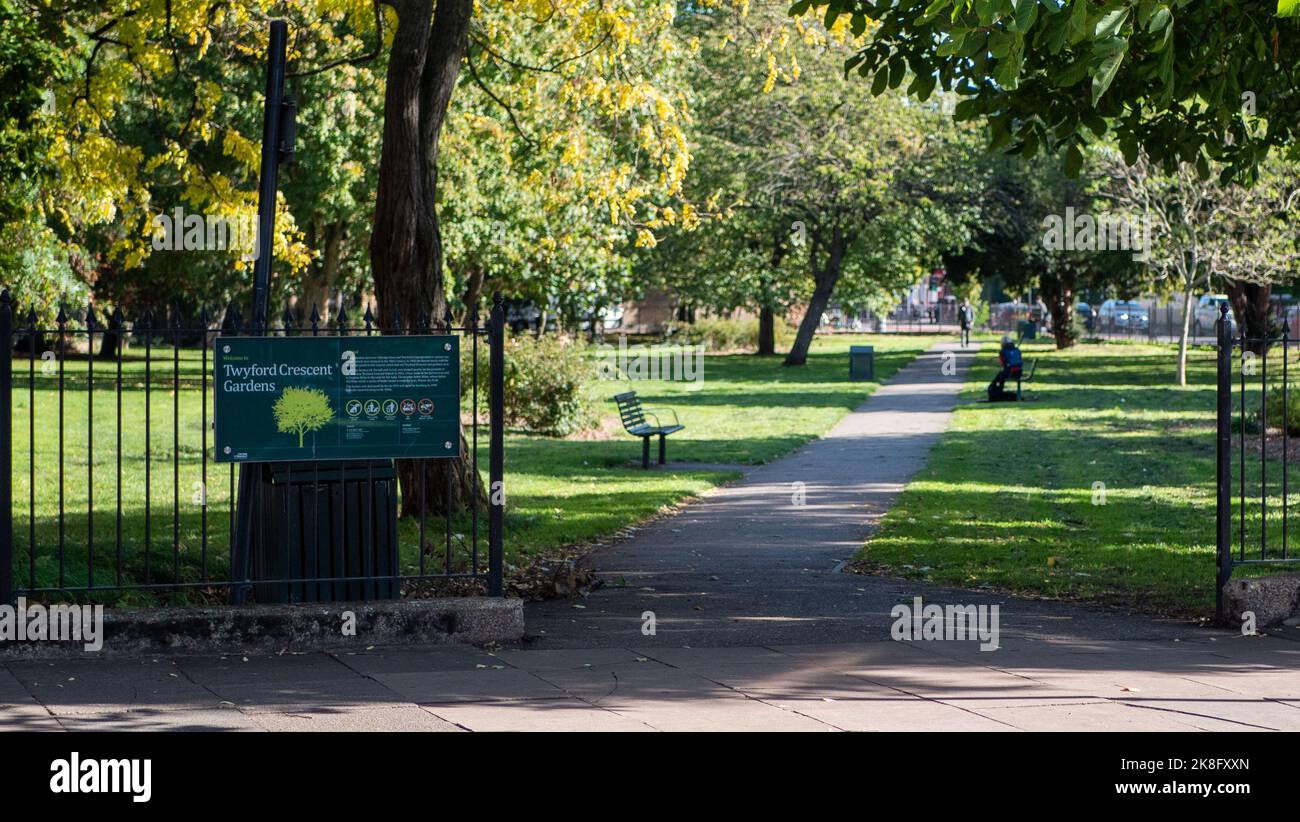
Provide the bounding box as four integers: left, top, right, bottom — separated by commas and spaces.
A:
958, 299, 974, 348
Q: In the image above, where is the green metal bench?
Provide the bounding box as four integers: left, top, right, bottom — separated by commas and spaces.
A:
613, 391, 684, 468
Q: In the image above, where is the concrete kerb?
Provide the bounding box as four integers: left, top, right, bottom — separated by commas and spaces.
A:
0, 596, 524, 659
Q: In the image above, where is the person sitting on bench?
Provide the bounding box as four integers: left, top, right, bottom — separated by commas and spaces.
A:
988, 335, 1023, 401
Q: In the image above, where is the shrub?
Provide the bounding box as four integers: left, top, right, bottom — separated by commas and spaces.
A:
1264, 386, 1300, 436
461, 333, 597, 436
666, 316, 794, 351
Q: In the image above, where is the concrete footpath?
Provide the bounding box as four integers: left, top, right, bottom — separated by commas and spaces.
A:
3, 342, 1300, 731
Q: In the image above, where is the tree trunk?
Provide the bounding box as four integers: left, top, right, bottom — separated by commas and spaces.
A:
1175, 278, 1195, 386
97, 328, 124, 360
784, 234, 847, 366
371, 0, 484, 517
460, 263, 486, 324
757, 305, 775, 355
292, 221, 344, 324
1040, 272, 1077, 350
1226, 278, 1272, 355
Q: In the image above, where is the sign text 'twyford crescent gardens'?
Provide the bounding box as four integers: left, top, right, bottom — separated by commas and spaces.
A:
213, 335, 461, 462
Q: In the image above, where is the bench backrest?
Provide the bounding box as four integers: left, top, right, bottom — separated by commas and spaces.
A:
614, 391, 646, 430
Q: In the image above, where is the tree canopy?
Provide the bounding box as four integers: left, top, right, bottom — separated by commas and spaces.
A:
796, 1, 1300, 182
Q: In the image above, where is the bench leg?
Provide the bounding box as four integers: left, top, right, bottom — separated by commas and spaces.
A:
1016, 379, 1022, 401
658, 433, 666, 465
642, 436, 650, 469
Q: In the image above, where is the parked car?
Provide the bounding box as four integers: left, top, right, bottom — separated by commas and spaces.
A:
1097, 299, 1149, 331
1192, 294, 1233, 336
1074, 302, 1096, 331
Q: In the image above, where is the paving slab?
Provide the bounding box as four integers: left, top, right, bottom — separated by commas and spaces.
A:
973, 701, 1213, 732
205, 678, 403, 713
373, 668, 567, 704
55, 708, 263, 732
689, 662, 917, 702
0, 667, 35, 706
1108, 698, 1300, 731
764, 695, 1017, 732
0, 704, 62, 731
176, 652, 359, 685
423, 700, 656, 732
249, 706, 464, 732
532, 663, 732, 703
330, 646, 507, 676
594, 694, 837, 732
633, 645, 796, 669
491, 647, 656, 672
8, 657, 221, 715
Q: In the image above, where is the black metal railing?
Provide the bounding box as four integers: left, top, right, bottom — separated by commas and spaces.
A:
0, 289, 505, 605
1215, 303, 1300, 617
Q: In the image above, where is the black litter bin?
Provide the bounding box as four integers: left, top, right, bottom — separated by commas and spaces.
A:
248, 460, 400, 603
849, 345, 875, 381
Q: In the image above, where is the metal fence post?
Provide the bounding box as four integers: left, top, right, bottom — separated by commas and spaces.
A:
1, 290, 12, 605
1215, 302, 1233, 620
488, 293, 505, 596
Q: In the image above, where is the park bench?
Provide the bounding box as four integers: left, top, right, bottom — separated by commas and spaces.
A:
613, 391, 685, 468
1015, 358, 1038, 400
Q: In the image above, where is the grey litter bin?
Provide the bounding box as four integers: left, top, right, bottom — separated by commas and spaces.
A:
849, 345, 875, 381
248, 460, 400, 603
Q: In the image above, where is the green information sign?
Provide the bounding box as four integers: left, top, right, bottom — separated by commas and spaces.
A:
214, 335, 460, 462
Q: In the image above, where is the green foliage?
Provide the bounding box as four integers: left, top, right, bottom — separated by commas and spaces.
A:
1265, 382, 1300, 436
0, 222, 89, 325
666, 317, 794, 352
503, 335, 598, 437
798, 1, 1300, 182
0, 0, 65, 224
272, 387, 334, 447
654, 2, 981, 361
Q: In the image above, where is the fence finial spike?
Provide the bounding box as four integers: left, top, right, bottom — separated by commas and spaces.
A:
111, 305, 124, 328
85, 303, 97, 330
443, 305, 454, 328
55, 304, 68, 325
310, 304, 321, 324
0, 288, 9, 304
492, 291, 503, 306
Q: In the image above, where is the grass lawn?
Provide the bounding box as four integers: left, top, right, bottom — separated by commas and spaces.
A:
9, 332, 943, 603
855, 335, 1285, 618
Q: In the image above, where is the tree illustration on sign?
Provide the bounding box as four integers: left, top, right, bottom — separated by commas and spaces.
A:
272, 387, 334, 447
